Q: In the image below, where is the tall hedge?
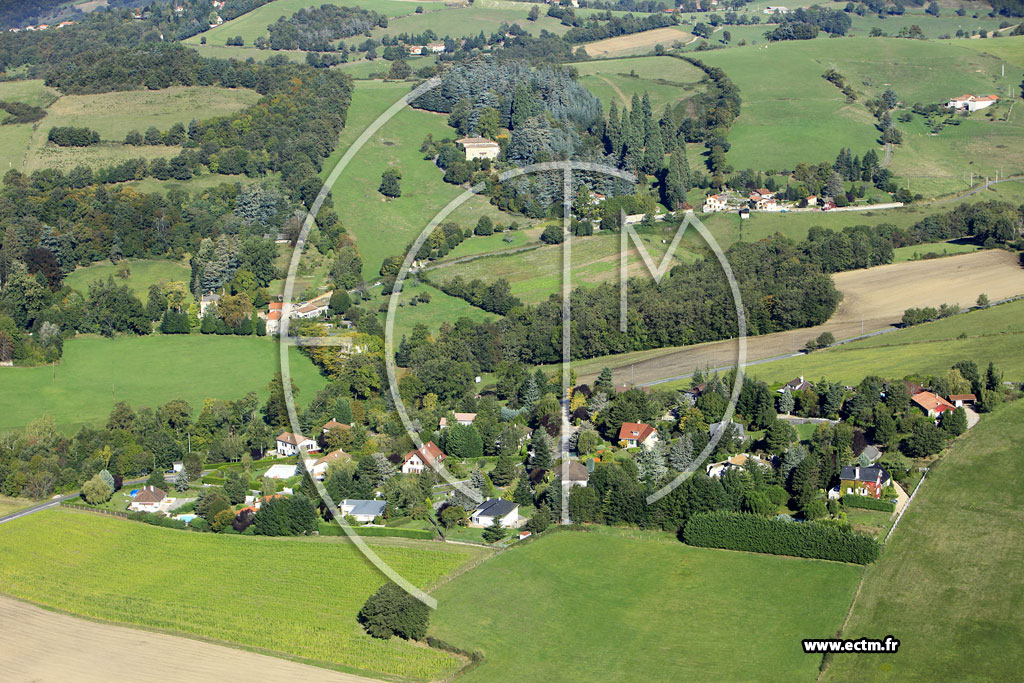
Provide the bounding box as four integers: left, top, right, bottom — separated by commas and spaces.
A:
682, 511, 881, 564
842, 495, 895, 512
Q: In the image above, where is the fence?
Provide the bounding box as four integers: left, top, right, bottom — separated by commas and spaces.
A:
61, 502, 130, 518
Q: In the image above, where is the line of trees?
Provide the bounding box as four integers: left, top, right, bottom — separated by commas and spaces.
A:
47, 126, 100, 147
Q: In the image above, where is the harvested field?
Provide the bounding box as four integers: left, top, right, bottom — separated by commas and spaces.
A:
0, 596, 376, 683
582, 27, 693, 58
574, 249, 1024, 386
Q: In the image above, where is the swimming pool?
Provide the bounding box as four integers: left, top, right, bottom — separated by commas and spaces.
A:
129, 489, 139, 496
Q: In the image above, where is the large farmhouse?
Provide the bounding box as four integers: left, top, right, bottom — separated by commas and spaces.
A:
946, 94, 999, 112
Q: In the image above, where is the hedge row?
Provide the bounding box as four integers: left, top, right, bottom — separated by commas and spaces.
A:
317, 522, 435, 539
842, 494, 895, 512
682, 511, 881, 564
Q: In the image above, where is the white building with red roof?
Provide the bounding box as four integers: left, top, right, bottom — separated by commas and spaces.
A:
402, 442, 446, 474
618, 422, 658, 449
946, 94, 999, 112
703, 194, 727, 213
911, 391, 955, 419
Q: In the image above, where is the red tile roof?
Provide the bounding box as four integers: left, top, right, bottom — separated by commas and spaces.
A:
618, 422, 656, 442
403, 441, 446, 466
911, 391, 955, 414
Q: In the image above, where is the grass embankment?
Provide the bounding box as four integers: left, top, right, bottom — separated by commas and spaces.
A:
0, 336, 327, 433
0, 510, 487, 680
430, 529, 862, 681
827, 398, 1024, 681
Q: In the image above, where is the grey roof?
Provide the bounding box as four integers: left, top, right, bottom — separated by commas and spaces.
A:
342, 499, 386, 517
559, 460, 590, 482
473, 498, 518, 518
709, 421, 745, 440
839, 466, 891, 485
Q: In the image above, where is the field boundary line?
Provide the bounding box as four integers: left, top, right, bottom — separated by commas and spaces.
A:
0, 593, 400, 683
884, 470, 928, 545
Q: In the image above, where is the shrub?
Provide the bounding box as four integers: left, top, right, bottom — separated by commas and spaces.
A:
682, 510, 881, 564
357, 583, 430, 640
47, 126, 100, 147
842, 494, 895, 512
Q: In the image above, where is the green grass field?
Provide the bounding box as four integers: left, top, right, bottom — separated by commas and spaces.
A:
826, 398, 1024, 681
63, 258, 192, 301
0, 495, 35, 517
0, 510, 486, 679
189, 0, 445, 46
321, 80, 525, 280
368, 4, 570, 41
696, 37, 1019, 181
0, 336, 328, 433
7, 86, 260, 174
430, 529, 863, 681
731, 297, 1024, 387
573, 56, 706, 113
388, 280, 499, 339
0, 79, 59, 108
891, 240, 981, 262
431, 229, 698, 305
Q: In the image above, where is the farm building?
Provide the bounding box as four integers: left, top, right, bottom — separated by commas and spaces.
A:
618, 422, 658, 449
340, 499, 386, 523
839, 465, 891, 499
402, 441, 447, 474
946, 94, 999, 112
456, 137, 500, 160
470, 498, 520, 527
948, 394, 976, 408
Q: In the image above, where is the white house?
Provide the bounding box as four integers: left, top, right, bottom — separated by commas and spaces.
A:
276, 432, 319, 456
401, 441, 446, 474
750, 189, 779, 211
341, 499, 386, 523
618, 422, 658, 449
263, 463, 298, 479
703, 194, 728, 213
946, 94, 999, 112
426, 41, 446, 53
456, 137, 500, 161
764, 5, 789, 13
304, 450, 348, 480
199, 292, 221, 316
128, 486, 168, 513
470, 498, 519, 527
707, 453, 765, 478
407, 44, 424, 55
439, 412, 477, 429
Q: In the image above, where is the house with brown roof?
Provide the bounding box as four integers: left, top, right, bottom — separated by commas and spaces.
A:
402, 441, 447, 474
129, 485, 168, 513
322, 420, 351, 434
778, 375, 811, 393
276, 432, 319, 456
304, 449, 349, 480
839, 465, 891, 499
911, 391, 955, 419
618, 422, 658, 449
948, 394, 976, 408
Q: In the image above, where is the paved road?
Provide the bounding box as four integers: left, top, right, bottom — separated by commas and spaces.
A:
935, 175, 1024, 205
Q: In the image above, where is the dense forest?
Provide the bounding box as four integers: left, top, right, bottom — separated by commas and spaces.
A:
264, 5, 388, 51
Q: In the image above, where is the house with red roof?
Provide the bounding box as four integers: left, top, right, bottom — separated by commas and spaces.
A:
618, 422, 658, 449
911, 391, 955, 419
402, 441, 447, 474
946, 94, 999, 113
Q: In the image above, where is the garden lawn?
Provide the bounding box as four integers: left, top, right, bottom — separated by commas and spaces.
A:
63, 258, 193, 302
0, 335, 327, 433
891, 240, 981, 262
0, 510, 486, 680
826, 398, 1024, 681
430, 530, 863, 681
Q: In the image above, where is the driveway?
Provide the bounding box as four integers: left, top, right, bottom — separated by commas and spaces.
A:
965, 407, 980, 429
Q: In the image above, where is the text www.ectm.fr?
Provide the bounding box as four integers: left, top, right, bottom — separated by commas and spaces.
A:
803, 637, 900, 654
